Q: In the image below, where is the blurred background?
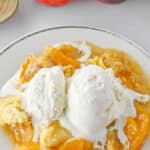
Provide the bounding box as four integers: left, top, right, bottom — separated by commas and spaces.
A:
0, 0, 150, 52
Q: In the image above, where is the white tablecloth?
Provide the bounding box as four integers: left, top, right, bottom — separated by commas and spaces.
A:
0, 0, 150, 53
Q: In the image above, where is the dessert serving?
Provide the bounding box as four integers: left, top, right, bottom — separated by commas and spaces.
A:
0, 41, 150, 150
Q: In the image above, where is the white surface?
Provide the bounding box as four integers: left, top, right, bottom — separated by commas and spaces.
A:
0, 0, 150, 53
0, 27, 150, 150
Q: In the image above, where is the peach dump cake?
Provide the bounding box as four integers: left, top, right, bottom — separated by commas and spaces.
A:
0, 41, 150, 150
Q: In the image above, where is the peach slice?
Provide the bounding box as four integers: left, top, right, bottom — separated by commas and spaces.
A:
48, 48, 80, 68
124, 102, 150, 150
19, 55, 41, 84
60, 138, 93, 150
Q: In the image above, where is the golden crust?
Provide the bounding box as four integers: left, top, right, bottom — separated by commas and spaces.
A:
0, 95, 29, 126
85, 56, 107, 69
40, 120, 72, 148
63, 65, 75, 77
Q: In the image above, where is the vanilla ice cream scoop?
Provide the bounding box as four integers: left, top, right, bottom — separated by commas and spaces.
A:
66, 65, 115, 143
23, 66, 66, 140
61, 65, 150, 146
